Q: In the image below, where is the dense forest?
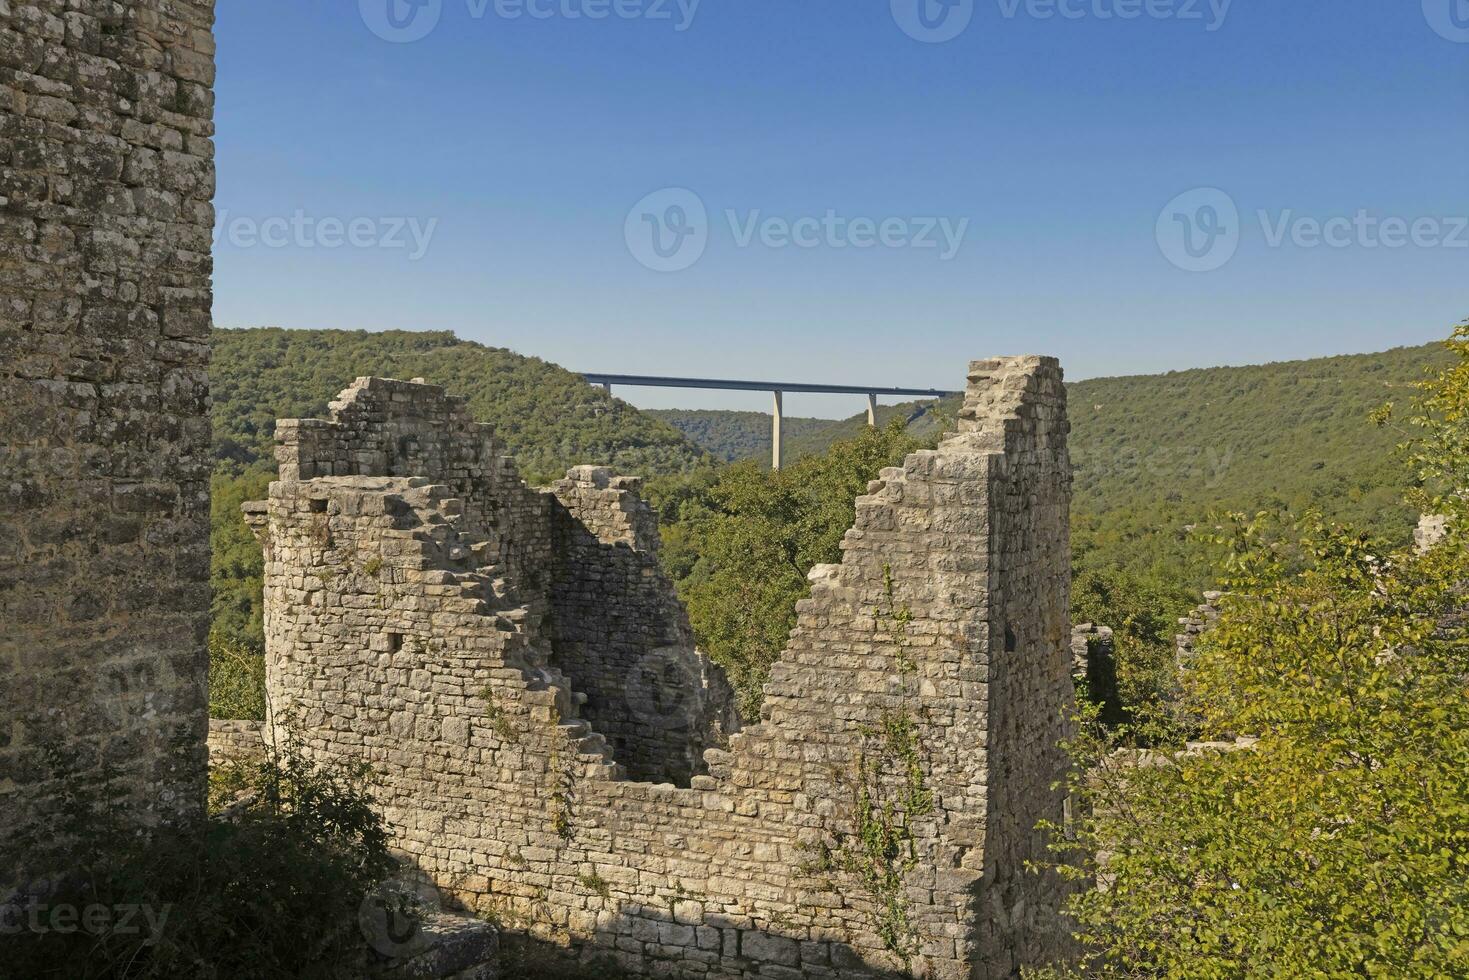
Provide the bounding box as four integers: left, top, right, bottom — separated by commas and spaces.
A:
213, 328, 708, 480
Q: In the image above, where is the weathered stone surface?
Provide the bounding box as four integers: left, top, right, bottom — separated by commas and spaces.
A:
207, 719, 264, 768
253, 357, 1075, 978
1416, 513, 1449, 554
0, 0, 215, 882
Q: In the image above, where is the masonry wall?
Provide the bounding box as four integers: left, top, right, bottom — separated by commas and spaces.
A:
255, 359, 1074, 979
267, 377, 735, 786
0, 0, 215, 878
548, 466, 737, 784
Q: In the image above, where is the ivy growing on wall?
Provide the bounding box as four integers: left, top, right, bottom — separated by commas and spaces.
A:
804, 565, 934, 964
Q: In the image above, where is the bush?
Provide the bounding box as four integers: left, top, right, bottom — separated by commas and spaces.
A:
1037, 324, 1469, 978
6, 739, 395, 979
206, 628, 267, 721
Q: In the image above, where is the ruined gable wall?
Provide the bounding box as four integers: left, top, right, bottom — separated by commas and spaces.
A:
270, 378, 732, 784
0, 0, 215, 877
274, 376, 557, 604
257, 358, 1074, 979
959, 357, 1075, 974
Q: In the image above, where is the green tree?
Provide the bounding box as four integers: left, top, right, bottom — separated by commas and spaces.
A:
651, 420, 930, 715
1038, 325, 1469, 978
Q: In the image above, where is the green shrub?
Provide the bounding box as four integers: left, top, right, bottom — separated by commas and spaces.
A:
7, 739, 395, 979
1036, 325, 1469, 978
206, 628, 266, 721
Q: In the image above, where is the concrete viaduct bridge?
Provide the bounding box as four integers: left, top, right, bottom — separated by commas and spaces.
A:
580, 373, 960, 469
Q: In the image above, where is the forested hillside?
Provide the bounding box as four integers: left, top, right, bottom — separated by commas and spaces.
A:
213, 328, 708, 480
661, 344, 1449, 532
648, 338, 1456, 723
646, 409, 835, 463
653, 403, 951, 463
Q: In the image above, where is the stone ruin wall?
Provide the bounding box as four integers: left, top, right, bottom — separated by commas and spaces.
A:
257, 376, 737, 787
0, 0, 215, 880
546, 465, 738, 784
252, 357, 1074, 979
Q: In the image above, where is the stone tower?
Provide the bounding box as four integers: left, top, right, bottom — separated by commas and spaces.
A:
0, 0, 216, 882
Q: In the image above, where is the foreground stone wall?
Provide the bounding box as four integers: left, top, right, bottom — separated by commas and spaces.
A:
255, 358, 1074, 978
0, 0, 215, 878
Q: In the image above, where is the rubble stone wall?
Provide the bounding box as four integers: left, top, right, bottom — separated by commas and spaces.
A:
206, 719, 264, 768
0, 0, 215, 878
263, 378, 734, 787
254, 358, 1074, 979
547, 466, 736, 784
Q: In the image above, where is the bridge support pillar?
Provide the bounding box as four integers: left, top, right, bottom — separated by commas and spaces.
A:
866, 393, 877, 427
772, 390, 783, 470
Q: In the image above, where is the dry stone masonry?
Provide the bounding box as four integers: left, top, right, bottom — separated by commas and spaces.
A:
251, 357, 1075, 979
0, 0, 216, 881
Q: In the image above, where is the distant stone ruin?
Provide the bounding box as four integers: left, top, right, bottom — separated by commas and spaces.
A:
0, 0, 216, 881
248, 357, 1076, 978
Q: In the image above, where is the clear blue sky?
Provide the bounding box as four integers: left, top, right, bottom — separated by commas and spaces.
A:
214, 1, 1468, 416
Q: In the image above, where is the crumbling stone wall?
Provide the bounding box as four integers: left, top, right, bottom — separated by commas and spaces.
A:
206, 719, 264, 768
548, 465, 735, 784
253, 357, 1074, 978
1175, 590, 1224, 676
0, 0, 215, 879
262, 377, 734, 787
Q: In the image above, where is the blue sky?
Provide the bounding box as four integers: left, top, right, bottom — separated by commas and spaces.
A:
214, 0, 1469, 416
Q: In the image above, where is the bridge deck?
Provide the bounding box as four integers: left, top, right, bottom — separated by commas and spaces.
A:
578, 373, 959, 398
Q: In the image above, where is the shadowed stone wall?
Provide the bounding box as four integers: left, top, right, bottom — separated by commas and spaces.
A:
548, 465, 736, 784
0, 0, 215, 879
252, 357, 1074, 978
